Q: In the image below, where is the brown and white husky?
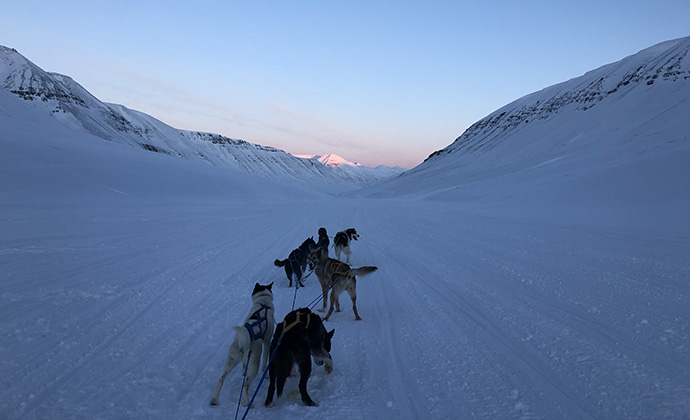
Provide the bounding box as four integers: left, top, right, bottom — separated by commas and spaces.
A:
308, 248, 377, 321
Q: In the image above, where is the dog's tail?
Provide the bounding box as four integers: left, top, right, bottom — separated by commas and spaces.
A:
274, 259, 288, 267
349, 266, 378, 277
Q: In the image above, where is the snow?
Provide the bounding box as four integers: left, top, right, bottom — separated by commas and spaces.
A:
2, 39, 690, 420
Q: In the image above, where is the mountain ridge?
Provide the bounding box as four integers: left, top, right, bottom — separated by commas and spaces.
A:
0, 45, 400, 189
422, 37, 690, 166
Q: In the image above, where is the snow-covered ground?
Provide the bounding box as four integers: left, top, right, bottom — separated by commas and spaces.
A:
2, 92, 690, 420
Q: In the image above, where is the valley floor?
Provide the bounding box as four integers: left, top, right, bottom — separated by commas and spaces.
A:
2, 197, 689, 419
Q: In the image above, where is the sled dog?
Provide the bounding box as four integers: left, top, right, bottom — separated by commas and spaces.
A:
209, 282, 275, 407
307, 248, 377, 321
333, 228, 359, 264
264, 308, 334, 407
315, 227, 329, 257
274, 237, 316, 287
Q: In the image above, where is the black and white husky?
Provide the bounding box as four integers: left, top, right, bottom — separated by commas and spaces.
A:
264, 308, 334, 407
334, 228, 359, 264
209, 282, 275, 407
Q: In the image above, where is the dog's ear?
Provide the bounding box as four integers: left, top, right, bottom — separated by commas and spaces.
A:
267, 282, 274, 290
327, 329, 335, 339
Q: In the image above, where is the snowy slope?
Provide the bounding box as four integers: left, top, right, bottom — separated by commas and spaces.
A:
2, 38, 690, 420
358, 37, 690, 231
0, 45, 396, 190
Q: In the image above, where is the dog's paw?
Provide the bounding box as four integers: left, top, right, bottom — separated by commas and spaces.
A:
305, 400, 319, 407
317, 308, 325, 313
209, 397, 219, 406
355, 316, 363, 321
265, 402, 275, 408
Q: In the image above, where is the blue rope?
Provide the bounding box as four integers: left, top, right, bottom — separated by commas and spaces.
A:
291, 268, 313, 311
234, 349, 252, 420
306, 277, 341, 311
240, 329, 285, 420
291, 283, 299, 311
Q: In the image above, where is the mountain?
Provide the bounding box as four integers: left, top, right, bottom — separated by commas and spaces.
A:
358, 37, 690, 229
295, 153, 405, 180
295, 153, 360, 167
0, 45, 396, 190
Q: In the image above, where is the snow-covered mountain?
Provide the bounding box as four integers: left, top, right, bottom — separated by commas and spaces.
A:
295, 153, 405, 180
295, 153, 360, 167
359, 37, 690, 229
0, 45, 398, 189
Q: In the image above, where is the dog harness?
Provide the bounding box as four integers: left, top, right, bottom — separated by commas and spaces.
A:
282, 310, 312, 334
328, 261, 350, 279
244, 305, 271, 342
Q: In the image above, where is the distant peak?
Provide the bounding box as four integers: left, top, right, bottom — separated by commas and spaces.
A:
293, 153, 360, 167
317, 154, 359, 167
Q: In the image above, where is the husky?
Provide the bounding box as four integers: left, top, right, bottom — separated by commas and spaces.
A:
209, 282, 275, 407
307, 248, 377, 321
315, 227, 329, 256
333, 228, 359, 264
264, 308, 335, 407
274, 237, 316, 287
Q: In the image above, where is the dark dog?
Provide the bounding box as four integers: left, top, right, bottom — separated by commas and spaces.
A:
334, 228, 359, 264
316, 227, 329, 256
274, 237, 316, 287
264, 308, 334, 407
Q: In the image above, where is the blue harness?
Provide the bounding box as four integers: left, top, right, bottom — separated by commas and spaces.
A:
244, 305, 271, 342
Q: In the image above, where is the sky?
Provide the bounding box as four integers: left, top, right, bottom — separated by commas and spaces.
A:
2, 1, 689, 168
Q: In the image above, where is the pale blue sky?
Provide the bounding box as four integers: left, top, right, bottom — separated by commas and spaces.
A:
3, 1, 689, 168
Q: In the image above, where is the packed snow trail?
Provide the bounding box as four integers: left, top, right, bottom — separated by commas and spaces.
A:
2, 196, 689, 420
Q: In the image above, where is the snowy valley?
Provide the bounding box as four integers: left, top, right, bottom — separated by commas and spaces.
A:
1, 37, 689, 420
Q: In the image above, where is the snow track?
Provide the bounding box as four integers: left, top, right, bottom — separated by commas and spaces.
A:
2, 198, 689, 420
